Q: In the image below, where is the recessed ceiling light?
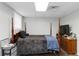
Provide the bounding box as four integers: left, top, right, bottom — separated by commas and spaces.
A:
34, 2, 49, 12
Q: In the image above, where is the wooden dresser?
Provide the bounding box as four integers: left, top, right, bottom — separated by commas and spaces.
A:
62, 37, 77, 54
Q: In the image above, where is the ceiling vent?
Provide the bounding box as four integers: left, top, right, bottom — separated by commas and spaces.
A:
47, 6, 60, 10
51, 6, 59, 8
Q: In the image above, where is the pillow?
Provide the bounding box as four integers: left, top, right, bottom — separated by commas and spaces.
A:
19, 31, 27, 38
26, 33, 29, 36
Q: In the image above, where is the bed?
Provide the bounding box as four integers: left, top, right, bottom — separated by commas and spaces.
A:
16, 35, 59, 55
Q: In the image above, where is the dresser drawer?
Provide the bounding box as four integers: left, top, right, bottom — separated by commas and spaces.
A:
62, 37, 77, 54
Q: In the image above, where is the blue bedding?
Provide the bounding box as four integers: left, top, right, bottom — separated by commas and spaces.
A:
45, 35, 59, 51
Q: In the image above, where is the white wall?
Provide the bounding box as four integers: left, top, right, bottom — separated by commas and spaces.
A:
0, 3, 14, 40
61, 10, 79, 55
23, 17, 58, 37
0, 3, 14, 56
0, 3, 22, 56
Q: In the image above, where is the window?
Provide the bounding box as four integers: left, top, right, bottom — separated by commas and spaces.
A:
13, 13, 22, 34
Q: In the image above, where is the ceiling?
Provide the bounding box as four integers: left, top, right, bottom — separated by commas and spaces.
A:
5, 2, 79, 18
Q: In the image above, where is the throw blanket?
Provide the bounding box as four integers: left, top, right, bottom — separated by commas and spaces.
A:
17, 35, 48, 55
45, 35, 59, 51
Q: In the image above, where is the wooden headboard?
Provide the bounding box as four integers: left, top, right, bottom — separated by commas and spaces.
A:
11, 32, 20, 43
11, 18, 20, 43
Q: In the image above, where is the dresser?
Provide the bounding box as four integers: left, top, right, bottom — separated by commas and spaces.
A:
62, 37, 77, 54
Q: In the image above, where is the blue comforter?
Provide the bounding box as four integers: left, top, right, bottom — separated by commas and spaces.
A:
45, 35, 59, 51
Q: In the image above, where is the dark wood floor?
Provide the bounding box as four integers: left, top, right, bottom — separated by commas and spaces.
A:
20, 50, 64, 56
20, 49, 76, 56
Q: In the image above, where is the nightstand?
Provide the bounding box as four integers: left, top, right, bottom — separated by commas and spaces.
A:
1, 44, 16, 56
